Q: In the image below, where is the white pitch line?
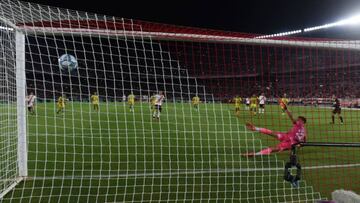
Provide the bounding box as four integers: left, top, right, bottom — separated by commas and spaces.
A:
302, 163, 360, 170
14, 163, 360, 181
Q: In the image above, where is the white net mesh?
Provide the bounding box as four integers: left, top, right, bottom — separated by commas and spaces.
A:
0, 21, 18, 200
0, 0, 325, 202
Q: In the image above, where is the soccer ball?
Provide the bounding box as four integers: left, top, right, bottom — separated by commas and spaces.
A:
58, 54, 78, 71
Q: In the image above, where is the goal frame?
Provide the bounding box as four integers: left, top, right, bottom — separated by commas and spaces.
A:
0, 30, 27, 199
0, 11, 359, 201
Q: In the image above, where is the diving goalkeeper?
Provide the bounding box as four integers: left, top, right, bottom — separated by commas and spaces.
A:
243, 99, 307, 156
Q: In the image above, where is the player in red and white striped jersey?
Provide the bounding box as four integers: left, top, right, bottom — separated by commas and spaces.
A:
26, 92, 36, 115
258, 93, 266, 114
152, 91, 165, 120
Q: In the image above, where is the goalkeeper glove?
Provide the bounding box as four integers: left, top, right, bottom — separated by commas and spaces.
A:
279, 99, 287, 110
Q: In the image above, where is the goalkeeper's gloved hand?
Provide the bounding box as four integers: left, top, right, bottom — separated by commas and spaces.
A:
279, 99, 287, 110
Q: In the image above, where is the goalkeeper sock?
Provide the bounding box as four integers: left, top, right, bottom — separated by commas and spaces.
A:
332, 115, 335, 123
255, 148, 272, 155
340, 116, 343, 123
255, 127, 273, 135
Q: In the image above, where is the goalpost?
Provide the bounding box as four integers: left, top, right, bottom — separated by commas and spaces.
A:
0, 24, 27, 198
0, 0, 360, 202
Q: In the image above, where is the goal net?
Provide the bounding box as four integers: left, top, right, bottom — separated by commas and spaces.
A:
0, 0, 359, 202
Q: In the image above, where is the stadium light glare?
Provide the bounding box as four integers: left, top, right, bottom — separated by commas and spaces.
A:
0, 25, 13, 31
257, 14, 360, 38
338, 15, 360, 25
255, 29, 302, 39
304, 14, 360, 32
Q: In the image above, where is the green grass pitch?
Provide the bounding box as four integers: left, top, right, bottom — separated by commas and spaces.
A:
2, 102, 360, 202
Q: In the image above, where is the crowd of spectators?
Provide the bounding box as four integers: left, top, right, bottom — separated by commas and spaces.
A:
24, 36, 360, 107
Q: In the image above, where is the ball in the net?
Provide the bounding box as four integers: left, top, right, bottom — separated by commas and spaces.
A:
58, 54, 78, 72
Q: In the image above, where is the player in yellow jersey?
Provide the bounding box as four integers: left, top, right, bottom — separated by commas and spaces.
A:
281, 93, 290, 115
56, 95, 66, 114
128, 93, 135, 112
90, 92, 99, 112
192, 95, 200, 111
150, 94, 157, 114
249, 94, 258, 115
234, 96, 242, 116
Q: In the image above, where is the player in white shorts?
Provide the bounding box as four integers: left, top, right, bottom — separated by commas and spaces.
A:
245, 97, 250, 110
153, 91, 165, 120
258, 93, 266, 114
26, 92, 36, 115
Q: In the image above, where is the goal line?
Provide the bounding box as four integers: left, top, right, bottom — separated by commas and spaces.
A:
7, 163, 359, 181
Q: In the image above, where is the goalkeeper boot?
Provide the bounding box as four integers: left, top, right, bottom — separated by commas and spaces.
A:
245, 122, 256, 131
